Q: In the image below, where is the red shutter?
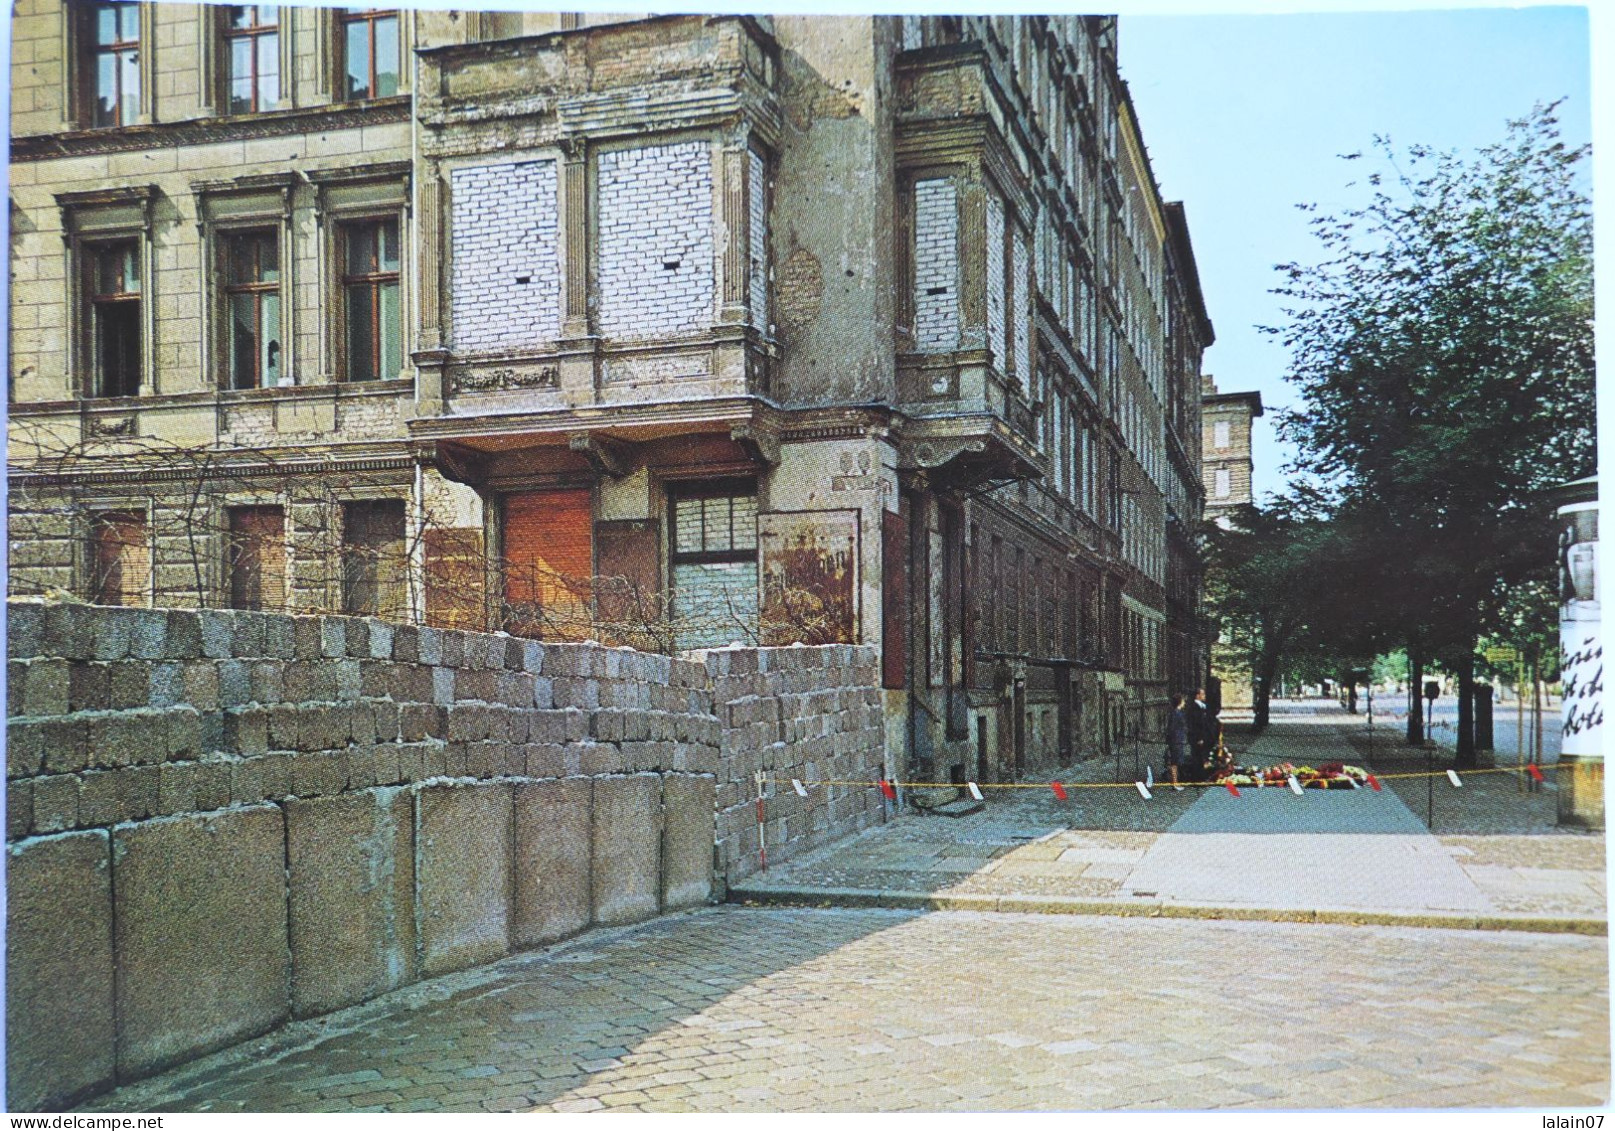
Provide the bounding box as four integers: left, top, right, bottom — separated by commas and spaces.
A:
503, 490, 593, 640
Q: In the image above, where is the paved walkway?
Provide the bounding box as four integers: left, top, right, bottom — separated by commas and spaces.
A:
741, 703, 1605, 926
82, 906, 1609, 1113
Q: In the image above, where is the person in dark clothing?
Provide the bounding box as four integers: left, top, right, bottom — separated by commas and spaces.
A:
1165, 695, 1190, 791
1185, 687, 1213, 781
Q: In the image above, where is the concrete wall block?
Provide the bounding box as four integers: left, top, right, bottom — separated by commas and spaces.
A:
660, 774, 714, 911
228, 611, 266, 659
7, 600, 45, 659
286, 789, 416, 1018
197, 610, 234, 659
290, 750, 346, 798
416, 782, 512, 977
590, 773, 661, 927
112, 805, 289, 1080
6, 829, 116, 1111
391, 623, 419, 664
512, 778, 591, 948
31, 773, 80, 834
416, 627, 443, 666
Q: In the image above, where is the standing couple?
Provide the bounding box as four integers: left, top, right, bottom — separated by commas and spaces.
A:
1165, 688, 1215, 790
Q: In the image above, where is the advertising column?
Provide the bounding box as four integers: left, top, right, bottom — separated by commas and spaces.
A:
1556, 477, 1602, 828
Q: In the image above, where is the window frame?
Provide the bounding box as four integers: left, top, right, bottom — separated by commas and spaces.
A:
84, 239, 143, 399
338, 215, 403, 383
338, 8, 401, 103
219, 228, 285, 390
77, 0, 145, 130
666, 479, 760, 648
222, 5, 281, 115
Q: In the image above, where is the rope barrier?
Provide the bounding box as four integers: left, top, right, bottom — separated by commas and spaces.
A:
759, 764, 1557, 794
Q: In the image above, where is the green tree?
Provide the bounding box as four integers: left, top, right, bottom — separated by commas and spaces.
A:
1269, 102, 1594, 766
1204, 495, 1387, 732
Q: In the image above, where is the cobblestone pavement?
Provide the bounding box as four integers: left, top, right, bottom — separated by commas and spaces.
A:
83, 906, 1608, 1113
757, 703, 1605, 920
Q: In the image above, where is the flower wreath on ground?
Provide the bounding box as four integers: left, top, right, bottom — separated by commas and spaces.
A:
1215, 761, 1370, 790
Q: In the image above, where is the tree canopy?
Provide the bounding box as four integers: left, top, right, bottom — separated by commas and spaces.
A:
1234, 103, 1592, 759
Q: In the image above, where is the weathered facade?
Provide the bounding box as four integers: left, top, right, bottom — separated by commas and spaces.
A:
1201, 375, 1262, 525
8, 10, 1213, 781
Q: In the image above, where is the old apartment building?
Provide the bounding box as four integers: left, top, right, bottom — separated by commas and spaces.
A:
1201, 375, 1262, 527
8, 8, 1214, 782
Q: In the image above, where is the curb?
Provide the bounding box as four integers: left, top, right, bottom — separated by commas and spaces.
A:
726, 884, 1607, 936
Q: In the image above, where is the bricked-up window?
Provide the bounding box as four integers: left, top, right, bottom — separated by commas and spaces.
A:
449, 160, 561, 353
669, 482, 757, 651
223, 230, 282, 389
87, 511, 149, 606
1213, 420, 1231, 450
911, 178, 959, 352
87, 241, 141, 398
227, 505, 286, 612
1214, 468, 1231, 498
341, 218, 401, 381
341, 499, 407, 618
224, 6, 279, 114
85, 2, 140, 128
341, 9, 399, 102
596, 143, 715, 339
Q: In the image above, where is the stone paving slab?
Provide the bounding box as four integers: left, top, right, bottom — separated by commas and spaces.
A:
78, 906, 1610, 1113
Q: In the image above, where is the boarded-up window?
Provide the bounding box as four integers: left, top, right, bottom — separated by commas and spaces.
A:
424, 526, 486, 631
87, 510, 149, 606
502, 489, 592, 640
881, 508, 907, 689
760, 511, 857, 647
341, 499, 407, 619
227, 505, 286, 612
670, 483, 757, 651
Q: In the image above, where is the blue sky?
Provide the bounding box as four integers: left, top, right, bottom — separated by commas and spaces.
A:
1117, 6, 1594, 502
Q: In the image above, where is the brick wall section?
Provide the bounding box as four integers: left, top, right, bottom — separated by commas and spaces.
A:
748, 148, 768, 331
986, 190, 1007, 368
5, 599, 884, 1109
912, 178, 959, 352
450, 159, 562, 352
1013, 227, 1031, 380
698, 644, 885, 882
596, 142, 715, 339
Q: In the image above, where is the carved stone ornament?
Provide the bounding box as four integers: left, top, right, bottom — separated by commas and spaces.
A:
85, 415, 137, 437
450, 365, 560, 393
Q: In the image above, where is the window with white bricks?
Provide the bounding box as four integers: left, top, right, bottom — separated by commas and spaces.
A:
748, 148, 768, 333
597, 141, 715, 340
912, 178, 959, 352
986, 191, 1006, 368
449, 160, 561, 353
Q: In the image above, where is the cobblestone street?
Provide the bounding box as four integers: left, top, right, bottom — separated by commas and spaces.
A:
84, 905, 1607, 1113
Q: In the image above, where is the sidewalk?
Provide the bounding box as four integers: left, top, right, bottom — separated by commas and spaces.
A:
731, 703, 1605, 932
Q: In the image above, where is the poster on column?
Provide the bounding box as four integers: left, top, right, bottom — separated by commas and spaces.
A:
1557, 500, 1602, 756
759, 510, 859, 646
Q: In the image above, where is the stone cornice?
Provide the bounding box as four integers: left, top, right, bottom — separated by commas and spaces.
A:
11, 99, 411, 162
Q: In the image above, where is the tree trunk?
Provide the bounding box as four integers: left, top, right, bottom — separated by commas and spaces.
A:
1347, 680, 1358, 714
1406, 643, 1425, 745
1455, 645, 1477, 769
1252, 651, 1280, 733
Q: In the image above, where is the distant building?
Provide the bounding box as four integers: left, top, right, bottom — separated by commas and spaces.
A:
1199, 375, 1262, 705
1200, 377, 1262, 528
